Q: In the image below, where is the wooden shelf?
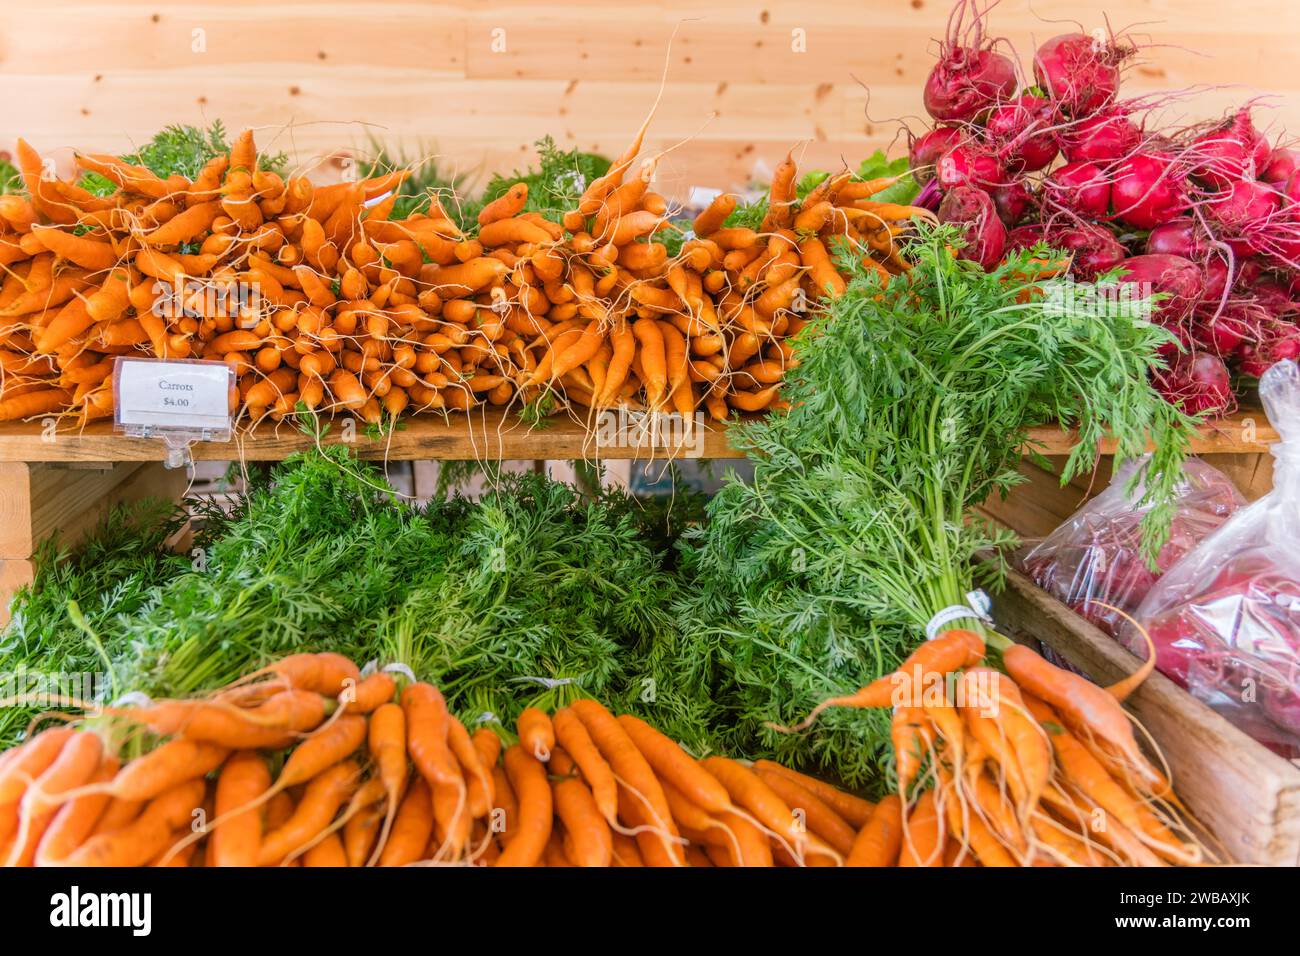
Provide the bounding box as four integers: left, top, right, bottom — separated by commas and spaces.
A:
0, 409, 742, 463
0, 406, 1275, 464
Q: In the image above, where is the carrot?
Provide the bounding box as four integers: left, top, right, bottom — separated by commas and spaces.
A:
302, 831, 347, 867
516, 707, 555, 762
479, 218, 553, 248
753, 767, 856, 857
845, 794, 903, 866
63, 778, 207, 867
6, 731, 104, 867
344, 802, 384, 867
234, 652, 362, 698
34, 755, 119, 867
631, 317, 667, 408
340, 671, 397, 714
700, 756, 835, 862
258, 760, 359, 865
616, 714, 730, 815
799, 236, 847, 299
210, 751, 271, 867
365, 702, 408, 861
570, 699, 683, 861
130, 690, 328, 747
471, 727, 502, 773
0, 388, 71, 421
495, 745, 552, 867
1002, 644, 1168, 796
656, 319, 688, 398
379, 777, 433, 866
778, 628, 986, 731
402, 682, 460, 788
141, 201, 223, 247
477, 183, 528, 226
693, 194, 738, 237
898, 789, 945, 867
439, 720, 490, 824
30, 225, 118, 271
596, 320, 636, 406
550, 707, 617, 825
751, 761, 875, 828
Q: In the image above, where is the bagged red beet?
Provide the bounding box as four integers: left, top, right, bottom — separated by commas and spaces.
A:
1017, 457, 1244, 637
1129, 359, 1300, 757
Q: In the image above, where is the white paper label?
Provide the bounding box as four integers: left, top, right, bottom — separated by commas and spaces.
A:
115, 358, 232, 433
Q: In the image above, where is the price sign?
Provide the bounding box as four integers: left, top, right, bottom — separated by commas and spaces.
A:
114, 357, 233, 437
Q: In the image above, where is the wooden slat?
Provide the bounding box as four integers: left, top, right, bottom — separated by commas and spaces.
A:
0, 408, 739, 462
0, 461, 146, 558
990, 566, 1300, 866
0, 463, 187, 624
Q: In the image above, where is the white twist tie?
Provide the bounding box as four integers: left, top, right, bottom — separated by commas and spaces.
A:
382, 662, 417, 682
510, 676, 576, 689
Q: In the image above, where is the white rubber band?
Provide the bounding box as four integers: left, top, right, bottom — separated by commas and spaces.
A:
111, 691, 153, 709
382, 662, 417, 682
475, 711, 498, 725
510, 676, 576, 689
924, 589, 994, 640
360, 659, 378, 677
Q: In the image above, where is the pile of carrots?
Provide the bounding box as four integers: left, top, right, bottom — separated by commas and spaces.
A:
0, 639, 1212, 867
0, 652, 872, 867
0, 122, 923, 426
785, 629, 1213, 866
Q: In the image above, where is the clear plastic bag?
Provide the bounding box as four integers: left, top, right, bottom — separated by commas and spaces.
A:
1129, 360, 1300, 758
1017, 456, 1245, 638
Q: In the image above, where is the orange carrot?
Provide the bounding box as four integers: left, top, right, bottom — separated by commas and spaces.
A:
210, 751, 270, 867
778, 628, 986, 731
754, 767, 857, 857
34, 755, 119, 867
258, 760, 359, 866
616, 714, 730, 815
63, 779, 207, 867
551, 707, 617, 823
496, 745, 552, 867
750, 760, 875, 829
6, 731, 103, 867
402, 682, 460, 788
899, 789, 945, 866
30, 225, 118, 271
845, 794, 903, 866
516, 707, 555, 762
379, 776, 433, 867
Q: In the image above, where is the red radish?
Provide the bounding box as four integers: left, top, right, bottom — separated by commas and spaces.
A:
986, 95, 1059, 173
1058, 112, 1143, 164
936, 142, 1004, 190
923, 1, 1017, 122
1048, 223, 1128, 279
1044, 161, 1111, 218
1194, 301, 1256, 354
1252, 278, 1295, 318
1262, 147, 1300, 186
1146, 219, 1209, 260
1152, 352, 1235, 416
1117, 253, 1205, 344
1033, 32, 1130, 116
1202, 256, 1234, 302
1111, 153, 1186, 229
938, 185, 1007, 269
990, 180, 1032, 226
1190, 109, 1271, 187
1205, 179, 1281, 255
909, 126, 967, 185
1239, 322, 1300, 377
1006, 223, 1046, 249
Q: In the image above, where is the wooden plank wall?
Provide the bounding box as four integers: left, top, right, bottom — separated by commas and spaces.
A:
2, 0, 1299, 198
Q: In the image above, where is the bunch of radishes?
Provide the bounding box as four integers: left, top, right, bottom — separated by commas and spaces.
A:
914, 0, 1300, 416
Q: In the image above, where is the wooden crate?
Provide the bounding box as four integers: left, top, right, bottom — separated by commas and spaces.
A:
990, 565, 1300, 866
981, 451, 1276, 542
0, 462, 188, 625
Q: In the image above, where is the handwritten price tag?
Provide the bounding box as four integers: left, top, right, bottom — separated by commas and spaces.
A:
114, 358, 233, 435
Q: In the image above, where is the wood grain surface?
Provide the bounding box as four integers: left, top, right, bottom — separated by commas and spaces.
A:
3, 1, 1297, 198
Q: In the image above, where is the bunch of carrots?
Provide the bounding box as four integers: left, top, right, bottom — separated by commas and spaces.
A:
0, 639, 1214, 867
0, 121, 924, 426
0, 651, 874, 867
783, 628, 1215, 866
